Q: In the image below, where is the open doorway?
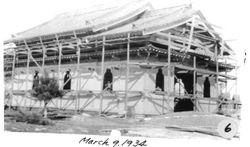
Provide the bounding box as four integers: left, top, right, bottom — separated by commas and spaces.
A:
155, 68, 164, 91
103, 68, 113, 92
203, 77, 210, 98
174, 72, 195, 112
63, 69, 71, 90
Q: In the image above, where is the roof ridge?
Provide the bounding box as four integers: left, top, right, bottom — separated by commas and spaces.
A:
142, 4, 191, 18
14, 0, 128, 38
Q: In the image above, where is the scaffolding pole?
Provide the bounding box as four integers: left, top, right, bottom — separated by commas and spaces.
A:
56, 35, 62, 109
125, 33, 130, 118
24, 41, 30, 108
39, 37, 46, 70
99, 36, 105, 115
9, 50, 16, 109
193, 56, 197, 111
235, 68, 238, 95
75, 32, 81, 113
24, 40, 43, 73
166, 33, 171, 115
184, 16, 195, 53
215, 41, 219, 96
225, 58, 228, 93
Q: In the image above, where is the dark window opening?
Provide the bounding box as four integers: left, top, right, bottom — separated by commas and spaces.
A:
103, 68, 113, 91
32, 71, 39, 89
63, 70, 71, 90
155, 68, 164, 91
203, 77, 210, 98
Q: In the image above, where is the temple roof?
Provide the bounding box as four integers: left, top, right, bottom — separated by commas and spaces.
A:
6, 1, 198, 42
4, 0, 234, 56
8, 0, 153, 41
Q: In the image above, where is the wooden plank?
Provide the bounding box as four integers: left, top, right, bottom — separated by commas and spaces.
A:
184, 16, 195, 53
173, 63, 237, 80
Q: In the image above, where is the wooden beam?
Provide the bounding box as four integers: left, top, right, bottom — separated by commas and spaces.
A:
184, 16, 195, 53
39, 37, 46, 69
9, 50, 16, 109
99, 36, 105, 115
24, 40, 43, 75
225, 58, 228, 93
235, 68, 238, 95
193, 56, 197, 111
215, 41, 219, 96
173, 63, 237, 80
153, 33, 213, 56
24, 44, 30, 108
74, 32, 81, 113
55, 35, 62, 89
166, 33, 172, 114
186, 22, 219, 35
125, 33, 130, 118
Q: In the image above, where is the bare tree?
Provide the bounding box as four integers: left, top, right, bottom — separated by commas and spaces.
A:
31, 71, 64, 118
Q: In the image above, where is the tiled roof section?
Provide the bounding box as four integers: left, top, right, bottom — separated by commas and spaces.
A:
9, 1, 194, 42
12, 5, 117, 40
10, 0, 153, 41
97, 5, 194, 36
91, 0, 153, 32
6, 0, 234, 56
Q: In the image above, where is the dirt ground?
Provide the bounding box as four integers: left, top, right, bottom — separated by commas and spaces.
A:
4, 109, 240, 140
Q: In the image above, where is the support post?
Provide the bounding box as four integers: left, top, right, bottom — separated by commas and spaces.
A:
56, 35, 62, 109
125, 33, 130, 118
39, 37, 46, 70
74, 32, 81, 113
215, 41, 219, 96
99, 36, 105, 115
225, 58, 228, 93
235, 68, 238, 95
193, 56, 197, 111
166, 33, 171, 114
25, 42, 30, 108
56, 35, 62, 89
221, 40, 227, 93
9, 50, 16, 109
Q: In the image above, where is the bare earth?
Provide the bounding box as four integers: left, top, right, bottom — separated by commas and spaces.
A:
4, 110, 240, 140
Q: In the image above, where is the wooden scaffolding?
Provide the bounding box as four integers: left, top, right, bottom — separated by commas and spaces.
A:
3, 5, 241, 117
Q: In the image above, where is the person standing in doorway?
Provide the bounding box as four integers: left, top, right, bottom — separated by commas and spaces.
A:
32, 70, 39, 89
103, 68, 113, 91
156, 68, 164, 91
63, 69, 71, 90
203, 77, 210, 98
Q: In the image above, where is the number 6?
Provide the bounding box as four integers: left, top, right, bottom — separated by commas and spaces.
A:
224, 123, 231, 132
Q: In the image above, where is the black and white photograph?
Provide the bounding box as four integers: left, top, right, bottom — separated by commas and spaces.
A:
1, 0, 249, 146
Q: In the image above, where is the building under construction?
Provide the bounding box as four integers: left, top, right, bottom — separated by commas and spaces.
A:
4, 0, 241, 116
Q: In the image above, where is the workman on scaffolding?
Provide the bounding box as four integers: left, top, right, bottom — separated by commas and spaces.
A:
32, 71, 39, 89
